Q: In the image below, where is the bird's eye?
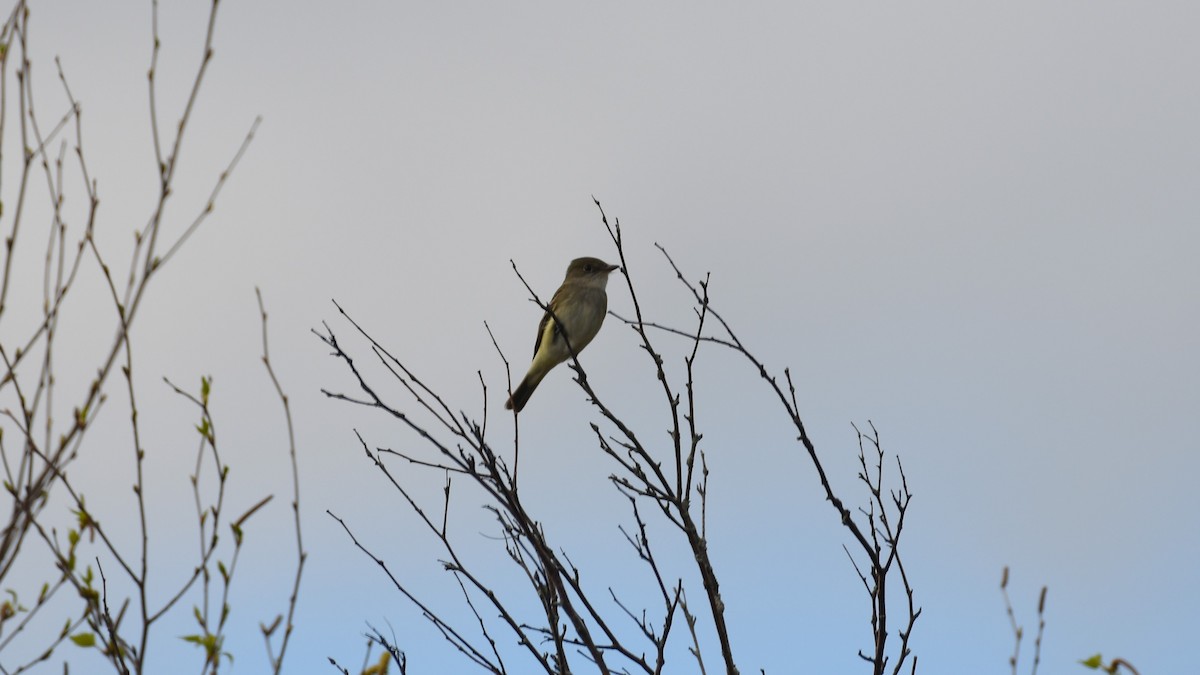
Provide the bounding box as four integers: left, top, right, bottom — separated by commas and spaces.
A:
585, 264, 593, 272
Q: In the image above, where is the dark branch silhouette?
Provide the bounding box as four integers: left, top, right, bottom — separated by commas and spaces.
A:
322, 200, 920, 674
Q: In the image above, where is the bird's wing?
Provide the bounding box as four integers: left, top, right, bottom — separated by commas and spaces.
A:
532, 311, 550, 358
532, 286, 568, 358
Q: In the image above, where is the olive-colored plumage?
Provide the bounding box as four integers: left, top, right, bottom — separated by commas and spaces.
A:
506, 257, 619, 412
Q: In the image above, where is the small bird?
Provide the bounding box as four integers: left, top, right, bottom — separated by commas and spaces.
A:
506, 256, 620, 413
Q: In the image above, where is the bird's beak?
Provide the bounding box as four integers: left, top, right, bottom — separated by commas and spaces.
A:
607, 263, 620, 273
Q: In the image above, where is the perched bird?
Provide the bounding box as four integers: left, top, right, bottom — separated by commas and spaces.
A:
506, 256, 620, 412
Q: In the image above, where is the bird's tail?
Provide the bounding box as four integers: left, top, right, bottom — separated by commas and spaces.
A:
505, 370, 546, 413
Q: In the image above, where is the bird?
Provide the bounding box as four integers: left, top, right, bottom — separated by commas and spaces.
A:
506, 256, 620, 412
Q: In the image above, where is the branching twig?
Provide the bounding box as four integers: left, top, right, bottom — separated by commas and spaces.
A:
320, 200, 922, 675
256, 288, 307, 674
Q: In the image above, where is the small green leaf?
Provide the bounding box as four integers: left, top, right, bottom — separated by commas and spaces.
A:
182, 632, 221, 661
75, 506, 94, 530
1080, 654, 1104, 669
70, 632, 96, 647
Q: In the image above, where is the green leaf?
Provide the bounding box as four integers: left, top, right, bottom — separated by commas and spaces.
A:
1080, 654, 1104, 669
74, 501, 94, 530
70, 632, 96, 648
182, 632, 221, 660
201, 376, 211, 405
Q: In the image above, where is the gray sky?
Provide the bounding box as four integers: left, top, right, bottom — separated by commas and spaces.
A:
6, 1, 1197, 672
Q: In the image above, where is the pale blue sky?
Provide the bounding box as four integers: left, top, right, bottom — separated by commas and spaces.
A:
4, 1, 1196, 673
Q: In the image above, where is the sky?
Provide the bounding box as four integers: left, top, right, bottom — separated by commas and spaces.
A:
2, 1, 1197, 673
